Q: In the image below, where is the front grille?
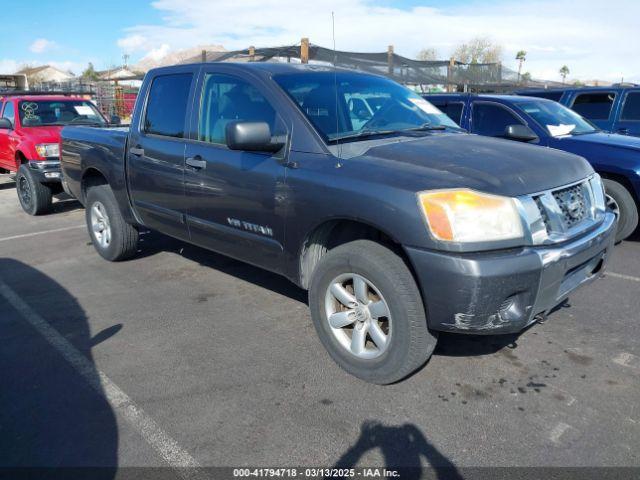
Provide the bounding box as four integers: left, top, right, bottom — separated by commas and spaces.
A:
552, 183, 588, 229
532, 180, 595, 237
534, 196, 551, 231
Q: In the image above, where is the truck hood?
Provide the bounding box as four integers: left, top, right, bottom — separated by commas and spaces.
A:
20, 125, 63, 143
348, 134, 594, 197
557, 132, 640, 152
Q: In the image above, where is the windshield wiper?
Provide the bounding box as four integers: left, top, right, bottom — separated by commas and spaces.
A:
405, 123, 466, 133
329, 128, 403, 143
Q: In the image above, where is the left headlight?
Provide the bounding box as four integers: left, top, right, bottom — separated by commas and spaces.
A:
418, 189, 524, 243
35, 143, 60, 158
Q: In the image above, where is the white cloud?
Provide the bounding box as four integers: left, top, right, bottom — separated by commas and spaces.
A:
29, 38, 57, 54
0, 59, 20, 73
117, 34, 149, 53
116, 0, 640, 82
142, 43, 171, 62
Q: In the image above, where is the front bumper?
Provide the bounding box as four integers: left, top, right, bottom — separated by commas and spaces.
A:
406, 212, 617, 334
28, 160, 62, 183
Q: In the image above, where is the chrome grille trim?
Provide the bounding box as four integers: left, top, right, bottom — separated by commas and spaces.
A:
516, 174, 607, 245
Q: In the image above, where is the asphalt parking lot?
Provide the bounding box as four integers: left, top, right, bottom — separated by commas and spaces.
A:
0, 175, 639, 476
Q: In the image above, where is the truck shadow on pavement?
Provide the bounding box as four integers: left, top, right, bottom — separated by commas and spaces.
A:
0, 258, 118, 478
135, 231, 540, 359
136, 231, 309, 304
333, 421, 463, 479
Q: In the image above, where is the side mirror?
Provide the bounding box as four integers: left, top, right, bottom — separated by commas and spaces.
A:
504, 124, 538, 142
0, 118, 13, 130
110, 115, 121, 125
226, 121, 284, 153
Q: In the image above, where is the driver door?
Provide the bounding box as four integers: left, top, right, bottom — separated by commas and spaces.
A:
183, 69, 289, 273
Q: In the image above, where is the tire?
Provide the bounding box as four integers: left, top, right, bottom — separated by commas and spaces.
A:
16, 164, 53, 215
309, 239, 437, 384
604, 179, 638, 242
85, 184, 139, 261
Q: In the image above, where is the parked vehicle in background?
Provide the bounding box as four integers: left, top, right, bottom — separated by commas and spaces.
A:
0, 93, 114, 215
426, 93, 640, 242
61, 63, 616, 384
515, 86, 640, 137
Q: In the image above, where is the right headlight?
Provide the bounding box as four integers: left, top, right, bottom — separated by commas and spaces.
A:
418, 189, 524, 243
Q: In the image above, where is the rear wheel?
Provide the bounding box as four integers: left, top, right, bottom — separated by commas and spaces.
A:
85, 184, 139, 261
16, 164, 52, 215
309, 240, 437, 384
603, 179, 638, 242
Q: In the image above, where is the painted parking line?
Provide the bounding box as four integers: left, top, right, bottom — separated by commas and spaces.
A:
549, 422, 574, 444
612, 352, 640, 370
0, 279, 204, 479
0, 225, 84, 243
607, 272, 640, 283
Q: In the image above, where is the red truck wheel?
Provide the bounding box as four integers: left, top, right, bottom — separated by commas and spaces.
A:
16, 164, 53, 216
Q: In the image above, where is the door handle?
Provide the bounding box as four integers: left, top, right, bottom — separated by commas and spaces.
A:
618, 128, 629, 135
130, 147, 145, 156
186, 156, 207, 170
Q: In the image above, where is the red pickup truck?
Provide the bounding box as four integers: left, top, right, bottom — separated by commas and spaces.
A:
0, 93, 112, 215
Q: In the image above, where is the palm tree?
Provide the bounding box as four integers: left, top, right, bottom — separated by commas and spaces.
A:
516, 50, 527, 83
559, 65, 570, 84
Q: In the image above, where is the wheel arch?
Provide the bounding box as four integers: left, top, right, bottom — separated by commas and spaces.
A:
297, 217, 416, 290
80, 167, 109, 203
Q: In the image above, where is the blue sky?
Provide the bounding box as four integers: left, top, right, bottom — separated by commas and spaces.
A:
1, 0, 638, 83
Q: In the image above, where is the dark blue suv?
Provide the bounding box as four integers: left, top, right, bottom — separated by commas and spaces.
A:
515, 86, 640, 137
425, 93, 640, 241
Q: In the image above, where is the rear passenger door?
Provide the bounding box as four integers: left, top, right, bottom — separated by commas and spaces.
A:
613, 91, 640, 137
569, 91, 617, 131
183, 68, 289, 273
128, 68, 198, 240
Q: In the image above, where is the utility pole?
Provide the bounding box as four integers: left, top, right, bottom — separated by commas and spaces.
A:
249, 46, 255, 62
387, 45, 394, 76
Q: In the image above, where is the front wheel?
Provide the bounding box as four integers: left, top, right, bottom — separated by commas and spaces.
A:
16, 164, 53, 215
603, 179, 638, 242
309, 240, 437, 384
85, 184, 139, 261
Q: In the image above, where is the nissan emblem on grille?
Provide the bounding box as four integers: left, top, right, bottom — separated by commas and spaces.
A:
553, 184, 587, 229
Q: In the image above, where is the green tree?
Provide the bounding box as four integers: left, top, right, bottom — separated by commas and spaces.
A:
521, 72, 532, 84
516, 50, 527, 83
81, 62, 99, 81
452, 37, 503, 64
559, 65, 570, 84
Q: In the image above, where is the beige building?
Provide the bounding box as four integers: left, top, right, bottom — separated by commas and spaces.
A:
15, 65, 75, 83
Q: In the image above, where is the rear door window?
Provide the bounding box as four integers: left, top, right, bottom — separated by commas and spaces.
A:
427, 100, 464, 125
620, 92, 640, 121
144, 73, 193, 138
471, 103, 524, 137
571, 92, 616, 120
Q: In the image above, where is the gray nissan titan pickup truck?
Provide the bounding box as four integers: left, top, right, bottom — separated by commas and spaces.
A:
60, 63, 617, 384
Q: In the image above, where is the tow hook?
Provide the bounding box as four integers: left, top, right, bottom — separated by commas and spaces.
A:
535, 313, 547, 324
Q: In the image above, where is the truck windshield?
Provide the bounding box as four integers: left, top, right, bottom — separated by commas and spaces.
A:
519, 100, 598, 137
273, 72, 460, 142
18, 100, 106, 127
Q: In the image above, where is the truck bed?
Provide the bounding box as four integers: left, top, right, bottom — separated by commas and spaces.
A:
60, 125, 130, 210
